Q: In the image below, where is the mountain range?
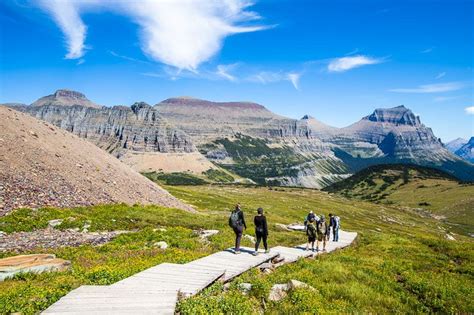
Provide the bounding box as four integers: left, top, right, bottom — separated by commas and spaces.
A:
446, 137, 474, 163
5, 89, 474, 188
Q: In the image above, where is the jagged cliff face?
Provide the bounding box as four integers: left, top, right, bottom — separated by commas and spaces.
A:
31, 89, 102, 109
21, 101, 195, 156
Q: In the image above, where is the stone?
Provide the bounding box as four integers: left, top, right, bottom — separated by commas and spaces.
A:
445, 233, 456, 241
196, 229, 219, 239
287, 224, 306, 231
259, 262, 274, 271
0, 254, 71, 281
154, 241, 168, 249
48, 219, 63, 228
268, 284, 289, 302
237, 283, 252, 294
287, 279, 316, 291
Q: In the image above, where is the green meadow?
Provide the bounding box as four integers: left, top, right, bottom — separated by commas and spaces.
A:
1, 183, 473, 314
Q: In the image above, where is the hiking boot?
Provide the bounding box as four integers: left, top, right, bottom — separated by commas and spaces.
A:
265, 249, 270, 254
252, 251, 258, 256
235, 250, 241, 254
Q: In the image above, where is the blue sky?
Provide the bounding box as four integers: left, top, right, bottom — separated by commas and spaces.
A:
1, 0, 473, 141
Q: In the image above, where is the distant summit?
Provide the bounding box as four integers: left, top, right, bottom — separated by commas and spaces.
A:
31, 89, 101, 109
363, 105, 421, 126
159, 97, 267, 110
445, 137, 468, 153
454, 137, 474, 163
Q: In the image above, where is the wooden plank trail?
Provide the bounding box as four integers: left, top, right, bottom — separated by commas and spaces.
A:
42, 230, 357, 314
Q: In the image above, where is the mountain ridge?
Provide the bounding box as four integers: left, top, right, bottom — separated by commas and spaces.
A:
7, 89, 474, 186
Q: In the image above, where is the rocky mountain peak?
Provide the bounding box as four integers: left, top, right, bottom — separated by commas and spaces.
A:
131, 102, 152, 113
31, 89, 101, 109
159, 97, 267, 111
301, 114, 313, 120
364, 105, 421, 126
53, 89, 86, 99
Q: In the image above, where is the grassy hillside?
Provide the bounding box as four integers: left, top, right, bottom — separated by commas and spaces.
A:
324, 164, 474, 236
1, 184, 472, 314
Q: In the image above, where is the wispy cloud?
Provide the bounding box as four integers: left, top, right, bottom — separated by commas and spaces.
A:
109, 51, 151, 64
433, 95, 461, 102
389, 81, 465, 93
420, 47, 434, 54
287, 72, 301, 90
35, 0, 270, 70
465, 106, 474, 115
435, 72, 446, 79
247, 71, 302, 89
216, 64, 239, 81
37, 0, 87, 59
327, 55, 383, 72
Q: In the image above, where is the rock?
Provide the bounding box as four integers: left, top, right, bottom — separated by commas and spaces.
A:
196, 229, 219, 239
237, 283, 252, 294
272, 256, 285, 264
287, 224, 306, 231
445, 233, 456, 241
48, 219, 63, 228
223, 283, 231, 291
268, 284, 289, 301
259, 262, 274, 271
244, 234, 256, 244
0, 231, 6, 237
153, 241, 168, 249
287, 279, 316, 291
0, 254, 71, 281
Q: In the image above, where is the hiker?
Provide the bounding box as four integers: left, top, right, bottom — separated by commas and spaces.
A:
253, 207, 269, 255
305, 217, 317, 251
316, 215, 328, 251
229, 203, 246, 254
329, 213, 340, 242
304, 211, 319, 230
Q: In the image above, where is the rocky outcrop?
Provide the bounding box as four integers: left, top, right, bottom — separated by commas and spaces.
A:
22, 102, 195, 156
31, 89, 102, 109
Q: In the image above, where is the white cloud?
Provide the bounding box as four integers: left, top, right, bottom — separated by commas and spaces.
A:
247, 71, 301, 90
216, 64, 238, 81
327, 55, 383, 72
37, 0, 87, 59
36, 0, 268, 70
287, 72, 301, 90
433, 95, 460, 102
389, 81, 465, 93
465, 106, 474, 115
435, 72, 446, 79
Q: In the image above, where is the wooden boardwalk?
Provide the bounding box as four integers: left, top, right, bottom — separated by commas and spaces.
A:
42, 230, 357, 314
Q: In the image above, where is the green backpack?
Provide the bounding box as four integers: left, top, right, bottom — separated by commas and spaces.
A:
307, 223, 317, 238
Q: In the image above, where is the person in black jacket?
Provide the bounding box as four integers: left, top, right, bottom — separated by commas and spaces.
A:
229, 203, 247, 254
253, 207, 269, 255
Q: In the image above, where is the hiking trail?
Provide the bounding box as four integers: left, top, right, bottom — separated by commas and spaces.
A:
43, 230, 357, 314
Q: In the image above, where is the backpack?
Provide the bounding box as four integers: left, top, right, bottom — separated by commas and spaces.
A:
334, 216, 340, 228
307, 223, 316, 238
318, 221, 327, 235
229, 210, 241, 228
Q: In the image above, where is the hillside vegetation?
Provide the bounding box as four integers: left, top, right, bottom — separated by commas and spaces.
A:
324, 164, 474, 236
1, 184, 472, 314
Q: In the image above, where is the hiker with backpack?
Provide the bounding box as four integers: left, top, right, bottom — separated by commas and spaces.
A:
229, 203, 247, 254
304, 210, 319, 231
253, 207, 269, 255
316, 215, 328, 251
305, 217, 317, 252
329, 213, 340, 242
